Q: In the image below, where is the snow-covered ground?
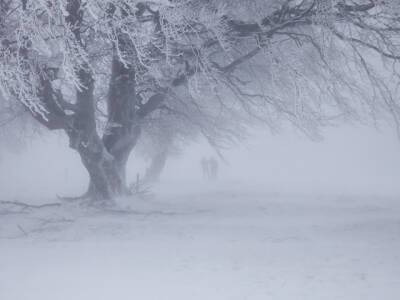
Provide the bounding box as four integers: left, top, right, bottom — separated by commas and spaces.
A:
1, 182, 399, 300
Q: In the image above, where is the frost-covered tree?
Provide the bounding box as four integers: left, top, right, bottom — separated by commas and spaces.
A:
0, 0, 399, 203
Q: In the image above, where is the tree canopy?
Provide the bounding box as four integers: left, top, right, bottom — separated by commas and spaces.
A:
0, 0, 399, 202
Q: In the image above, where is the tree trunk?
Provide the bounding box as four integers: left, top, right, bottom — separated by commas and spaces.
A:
63, 68, 121, 202
144, 150, 168, 183
79, 54, 141, 201
80, 153, 125, 202
78, 126, 142, 202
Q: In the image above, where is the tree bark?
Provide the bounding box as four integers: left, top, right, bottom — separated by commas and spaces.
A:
78, 127, 142, 202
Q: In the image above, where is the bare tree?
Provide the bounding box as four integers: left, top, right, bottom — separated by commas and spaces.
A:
0, 0, 399, 204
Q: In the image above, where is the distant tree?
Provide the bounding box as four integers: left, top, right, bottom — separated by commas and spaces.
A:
0, 96, 39, 161
0, 0, 399, 203
140, 127, 174, 184
138, 86, 250, 183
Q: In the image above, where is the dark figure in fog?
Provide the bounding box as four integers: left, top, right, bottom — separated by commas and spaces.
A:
209, 157, 218, 180
201, 157, 210, 179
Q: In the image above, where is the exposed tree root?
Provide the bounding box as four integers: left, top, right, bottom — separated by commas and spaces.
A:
0, 200, 61, 210
0, 200, 62, 215
56, 193, 91, 202
0, 181, 153, 215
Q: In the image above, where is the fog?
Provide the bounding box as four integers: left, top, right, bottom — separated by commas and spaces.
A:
1, 126, 400, 300
1, 125, 400, 202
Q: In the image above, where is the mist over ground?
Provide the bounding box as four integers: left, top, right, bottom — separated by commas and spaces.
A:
1, 125, 399, 201
1, 126, 400, 300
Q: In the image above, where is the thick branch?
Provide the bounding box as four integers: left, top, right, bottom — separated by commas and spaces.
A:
137, 93, 165, 118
